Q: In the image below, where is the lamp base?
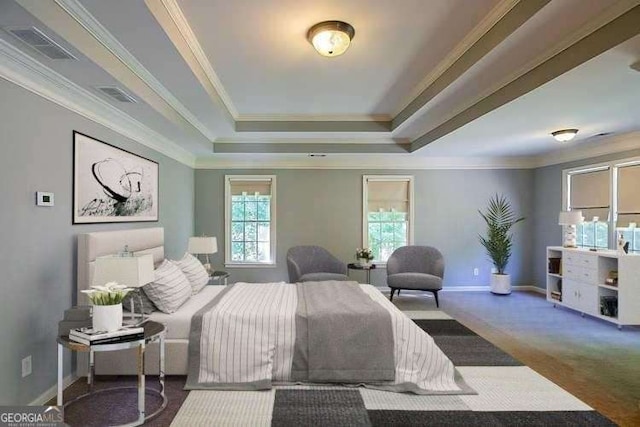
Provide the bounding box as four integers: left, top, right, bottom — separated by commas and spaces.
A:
563, 225, 577, 248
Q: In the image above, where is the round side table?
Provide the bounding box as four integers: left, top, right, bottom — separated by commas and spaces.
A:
210, 270, 230, 285
57, 320, 167, 427
347, 263, 377, 284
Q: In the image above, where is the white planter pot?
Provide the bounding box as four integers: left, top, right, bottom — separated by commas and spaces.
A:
490, 274, 511, 295
92, 303, 123, 332
357, 258, 371, 267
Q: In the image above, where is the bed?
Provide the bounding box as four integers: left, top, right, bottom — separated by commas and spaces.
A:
77, 228, 469, 395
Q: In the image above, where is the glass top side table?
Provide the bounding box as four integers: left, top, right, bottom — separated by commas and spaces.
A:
57, 320, 167, 427
210, 270, 230, 285
347, 263, 377, 284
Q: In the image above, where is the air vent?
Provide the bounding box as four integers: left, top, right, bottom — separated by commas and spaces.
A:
8, 27, 76, 60
96, 86, 137, 103
308, 153, 327, 157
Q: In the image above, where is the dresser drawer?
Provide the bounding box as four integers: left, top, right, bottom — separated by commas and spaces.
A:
563, 251, 597, 269
563, 265, 598, 284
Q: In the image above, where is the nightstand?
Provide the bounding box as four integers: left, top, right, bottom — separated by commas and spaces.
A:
57, 320, 167, 426
209, 270, 230, 285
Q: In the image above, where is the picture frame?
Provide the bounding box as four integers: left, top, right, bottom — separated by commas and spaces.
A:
73, 131, 159, 224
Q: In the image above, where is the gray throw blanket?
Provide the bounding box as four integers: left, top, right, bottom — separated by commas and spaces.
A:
291, 281, 395, 383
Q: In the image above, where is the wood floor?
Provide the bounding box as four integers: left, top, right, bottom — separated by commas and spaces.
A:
393, 290, 640, 427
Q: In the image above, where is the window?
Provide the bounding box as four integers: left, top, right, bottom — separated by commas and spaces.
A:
363, 176, 414, 262
615, 163, 640, 253
567, 168, 610, 249
225, 175, 276, 266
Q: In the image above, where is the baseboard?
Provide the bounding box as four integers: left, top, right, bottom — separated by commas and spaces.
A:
514, 285, 546, 295
29, 374, 79, 406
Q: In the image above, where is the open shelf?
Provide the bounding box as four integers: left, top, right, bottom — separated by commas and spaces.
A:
598, 284, 619, 291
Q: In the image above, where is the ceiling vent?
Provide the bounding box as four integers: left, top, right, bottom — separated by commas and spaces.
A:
96, 86, 137, 103
7, 27, 76, 60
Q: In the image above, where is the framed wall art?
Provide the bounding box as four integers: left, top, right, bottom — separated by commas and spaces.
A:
73, 131, 159, 224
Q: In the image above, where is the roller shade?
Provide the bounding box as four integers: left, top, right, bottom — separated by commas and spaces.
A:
617, 213, 640, 228
569, 169, 610, 209
617, 164, 640, 214
580, 208, 610, 222
367, 180, 409, 212
230, 179, 272, 196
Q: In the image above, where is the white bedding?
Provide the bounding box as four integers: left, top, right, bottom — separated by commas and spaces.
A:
187, 282, 466, 394
149, 285, 224, 339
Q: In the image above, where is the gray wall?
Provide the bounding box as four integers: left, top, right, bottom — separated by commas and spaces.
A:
0, 79, 194, 405
195, 168, 534, 288
532, 148, 640, 290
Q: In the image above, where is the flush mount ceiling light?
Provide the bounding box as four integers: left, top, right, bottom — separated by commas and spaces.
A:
307, 20, 355, 57
551, 129, 578, 142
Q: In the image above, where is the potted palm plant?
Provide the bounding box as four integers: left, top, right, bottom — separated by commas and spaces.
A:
478, 194, 525, 295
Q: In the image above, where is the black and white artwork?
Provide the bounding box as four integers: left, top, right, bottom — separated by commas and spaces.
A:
73, 131, 159, 224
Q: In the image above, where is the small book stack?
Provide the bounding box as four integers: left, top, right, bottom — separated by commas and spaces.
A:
550, 291, 562, 302
69, 326, 144, 346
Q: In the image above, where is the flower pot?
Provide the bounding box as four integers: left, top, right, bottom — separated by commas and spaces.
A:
490, 273, 511, 295
92, 303, 123, 332
358, 258, 371, 267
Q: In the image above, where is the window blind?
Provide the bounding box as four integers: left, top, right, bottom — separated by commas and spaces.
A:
367, 180, 409, 212
229, 179, 272, 196
569, 169, 610, 221
616, 164, 640, 226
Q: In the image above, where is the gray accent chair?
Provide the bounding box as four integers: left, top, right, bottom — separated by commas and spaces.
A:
286, 245, 350, 283
386, 246, 444, 307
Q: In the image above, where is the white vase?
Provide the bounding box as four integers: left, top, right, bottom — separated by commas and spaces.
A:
490, 273, 511, 295
358, 258, 371, 267
92, 303, 123, 332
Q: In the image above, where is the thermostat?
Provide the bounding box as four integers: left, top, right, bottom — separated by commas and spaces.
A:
36, 192, 54, 207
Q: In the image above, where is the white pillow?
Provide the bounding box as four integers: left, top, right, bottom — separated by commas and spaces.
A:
174, 252, 210, 294
143, 260, 191, 314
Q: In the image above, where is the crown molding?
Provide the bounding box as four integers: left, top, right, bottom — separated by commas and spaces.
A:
533, 131, 640, 168
235, 113, 392, 122
392, 0, 519, 119
53, 0, 217, 142
0, 38, 195, 167
194, 154, 536, 170
213, 137, 409, 145
146, 0, 238, 120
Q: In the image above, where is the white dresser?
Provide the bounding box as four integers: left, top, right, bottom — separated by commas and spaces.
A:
546, 246, 640, 329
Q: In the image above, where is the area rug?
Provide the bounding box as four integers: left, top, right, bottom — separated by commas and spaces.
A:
170, 311, 615, 426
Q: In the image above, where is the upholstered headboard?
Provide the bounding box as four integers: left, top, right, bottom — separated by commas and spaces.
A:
77, 227, 164, 305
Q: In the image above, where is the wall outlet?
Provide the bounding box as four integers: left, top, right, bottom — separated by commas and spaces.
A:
473, 268, 479, 276
22, 355, 32, 378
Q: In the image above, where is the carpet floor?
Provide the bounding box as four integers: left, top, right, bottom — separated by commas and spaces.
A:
54, 308, 615, 426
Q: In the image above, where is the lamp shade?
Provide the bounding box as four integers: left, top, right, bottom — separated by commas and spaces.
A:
558, 210, 583, 225
93, 254, 154, 288
188, 236, 218, 254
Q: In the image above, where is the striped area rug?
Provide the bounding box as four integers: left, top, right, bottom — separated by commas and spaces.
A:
170, 310, 614, 426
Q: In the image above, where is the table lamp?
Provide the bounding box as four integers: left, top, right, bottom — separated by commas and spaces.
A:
188, 236, 218, 274
93, 253, 154, 325
558, 210, 583, 248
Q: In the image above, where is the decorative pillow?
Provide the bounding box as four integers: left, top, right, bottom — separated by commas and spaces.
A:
174, 252, 210, 294
143, 260, 191, 314
122, 288, 156, 314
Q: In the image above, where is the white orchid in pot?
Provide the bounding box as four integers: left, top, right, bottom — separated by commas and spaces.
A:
81, 282, 133, 332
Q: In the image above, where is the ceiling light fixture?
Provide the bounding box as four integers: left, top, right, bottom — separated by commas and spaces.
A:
551, 129, 578, 142
307, 21, 355, 57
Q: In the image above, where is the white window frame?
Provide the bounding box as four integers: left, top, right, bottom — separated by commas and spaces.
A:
224, 175, 277, 268
562, 155, 640, 250
362, 175, 415, 265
